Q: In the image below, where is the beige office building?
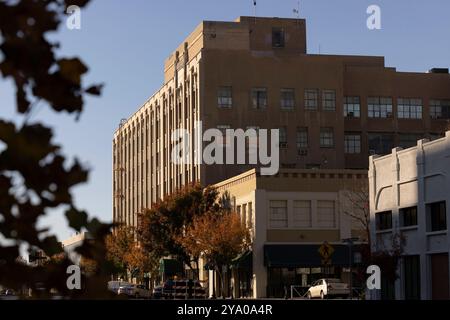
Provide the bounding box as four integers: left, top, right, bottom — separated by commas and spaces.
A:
112, 16, 450, 235
201, 168, 367, 298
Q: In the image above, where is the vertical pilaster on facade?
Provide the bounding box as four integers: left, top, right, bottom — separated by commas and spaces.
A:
416, 138, 429, 299
368, 155, 380, 253
253, 189, 267, 299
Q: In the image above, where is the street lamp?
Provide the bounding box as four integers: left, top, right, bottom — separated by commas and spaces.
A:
342, 237, 359, 300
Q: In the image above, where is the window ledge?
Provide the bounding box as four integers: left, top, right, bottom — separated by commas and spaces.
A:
375, 229, 393, 234
399, 225, 418, 232
426, 230, 447, 236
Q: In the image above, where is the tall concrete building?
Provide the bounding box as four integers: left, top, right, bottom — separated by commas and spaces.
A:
112, 16, 450, 228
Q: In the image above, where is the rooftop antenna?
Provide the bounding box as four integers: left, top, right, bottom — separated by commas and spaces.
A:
293, 1, 300, 19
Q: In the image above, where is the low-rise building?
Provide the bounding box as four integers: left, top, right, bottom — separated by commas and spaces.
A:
61, 232, 92, 265
200, 168, 367, 298
369, 131, 450, 299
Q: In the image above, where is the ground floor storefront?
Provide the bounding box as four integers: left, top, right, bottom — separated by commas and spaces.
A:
204, 243, 365, 299
379, 252, 450, 300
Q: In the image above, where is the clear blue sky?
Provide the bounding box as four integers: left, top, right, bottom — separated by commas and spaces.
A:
1, 0, 449, 241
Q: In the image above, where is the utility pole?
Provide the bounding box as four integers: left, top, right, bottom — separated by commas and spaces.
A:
342, 237, 359, 300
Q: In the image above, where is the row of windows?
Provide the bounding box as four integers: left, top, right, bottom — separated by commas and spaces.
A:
346, 97, 450, 120
218, 87, 450, 120
217, 125, 439, 155
376, 201, 447, 232
269, 200, 336, 229
218, 87, 336, 111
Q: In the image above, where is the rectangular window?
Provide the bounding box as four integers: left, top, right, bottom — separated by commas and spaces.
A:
368, 133, 394, 155
320, 127, 334, 148
304, 89, 318, 110
398, 98, 423, 119
322, 90, 336, 111
251, 88, 268, 109
344, 96, 360, 118
296, 127, 308, 149
280, 88, 295, 110
217, 86, 232, 108
344, 134, 361, 154
400, 206, 418, 227
430, 99, 450, 119
368, 97, 393, 118
404, 255, 421, 300
269, 200, 288, 228
398, 134, 423, 149
427, 201, 447, 232
217, 125, 231, 146
272, 27, 285, 48
376, 211, 392, 231
317, 201, 335, 228
279, 126, 288, 148
293, 200, 312, 228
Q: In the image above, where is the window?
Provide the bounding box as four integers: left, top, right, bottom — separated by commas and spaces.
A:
344, 96, 360, 118
217, 125, 231, 146
345, 134, 361, 154
317, 201, 335, 228
400, 206, 418, 227
427, 201, 446, 232
368, 97, 393, 118
269, 200, 288, 228
296, 127, 308, 149
217, 86, 232, 108
403, 255, 421, 300
272, 27, 285, 48
251, 88, 267, 109
368, 133, 394, 155
279, 126, 288, 148
398, 134, 423, 149
430, 100, 450, 119
280, 88, 295, 110
320, 128, 334, 148
376, 211, 392, 231
322, 90, 336, 111
398, 98, 423, 119
293, 200, 312, 227
304, 89, 318, 110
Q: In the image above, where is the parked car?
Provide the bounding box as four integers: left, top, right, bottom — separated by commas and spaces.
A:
117, 284, 151, 299
162, 279, 206, 299
306, 278, 350, 299
107, 280, 132, 294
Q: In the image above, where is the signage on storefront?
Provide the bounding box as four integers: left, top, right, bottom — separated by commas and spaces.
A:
318, 241, 334, 265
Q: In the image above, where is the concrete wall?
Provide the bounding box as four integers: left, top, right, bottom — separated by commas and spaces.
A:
369, 131, 450, 299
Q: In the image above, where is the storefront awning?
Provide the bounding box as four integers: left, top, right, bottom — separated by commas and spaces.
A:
264, 244, 353, 268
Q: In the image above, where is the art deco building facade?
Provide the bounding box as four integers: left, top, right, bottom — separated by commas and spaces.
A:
113, 16, 450, 228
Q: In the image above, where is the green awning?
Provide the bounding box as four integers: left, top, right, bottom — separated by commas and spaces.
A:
264, 244, 353, 268
231, 250, 253, 269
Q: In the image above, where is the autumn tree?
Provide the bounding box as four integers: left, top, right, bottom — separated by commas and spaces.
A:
0, 0, 113, 298
137, 183, 221, 279
176, 212, 251, 297
106, 226, 159, 284
105, 226, 135, 279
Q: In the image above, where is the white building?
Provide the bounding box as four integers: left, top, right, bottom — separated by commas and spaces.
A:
369, 132, 450, 300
